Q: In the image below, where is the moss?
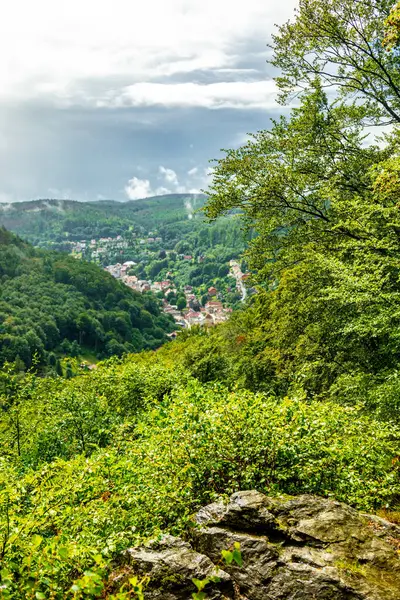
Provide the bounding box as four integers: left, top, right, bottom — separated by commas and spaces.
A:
334, 559, 367, 578
376, 509, 400, 525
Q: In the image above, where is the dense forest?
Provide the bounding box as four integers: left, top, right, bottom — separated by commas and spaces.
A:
0, 195, 206, 246
0, 228, 175, 368
2, 0, 400, 597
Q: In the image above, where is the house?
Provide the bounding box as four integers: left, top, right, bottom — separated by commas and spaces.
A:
183, 255, 193, 260
208, 286, 218, 297
204, 313, 214, 326
138, 280, 151, 292
186, 310, 201, 319
205, 301, 223, 313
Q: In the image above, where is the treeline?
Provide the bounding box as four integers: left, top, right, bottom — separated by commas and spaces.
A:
0, 228, 175, 367
0, 194, 206, 245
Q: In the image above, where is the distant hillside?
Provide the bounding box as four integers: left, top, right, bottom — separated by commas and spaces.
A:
0, 194, 206, 245
0, 227, 176, 368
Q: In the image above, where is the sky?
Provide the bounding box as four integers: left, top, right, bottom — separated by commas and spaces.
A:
0, 0, 298, 202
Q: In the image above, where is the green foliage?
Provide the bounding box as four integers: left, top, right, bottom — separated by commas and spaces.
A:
0, 229, 174, 367
204, 76, 400, 418
176, 296, 187, 311
3, 3, 400, 598
270, 0, 400, 125
0, 351, 398, 596
384, 1, 400, 49
0, 352, 398, 596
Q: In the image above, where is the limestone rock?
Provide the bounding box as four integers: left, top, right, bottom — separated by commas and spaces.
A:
192, 491, 400, 600
120, 493, 400, 599
124, 534, 234, 599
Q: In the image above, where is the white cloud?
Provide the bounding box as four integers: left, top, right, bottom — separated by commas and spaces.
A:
89, 80, 279, 110
0, 191, 14, 204
124, 177, 154, 200
125, 164, 209, 200
47, 187, 72, 200
0, 0, 297, 106
124, 169, 182, 200
159, 166, 179, 185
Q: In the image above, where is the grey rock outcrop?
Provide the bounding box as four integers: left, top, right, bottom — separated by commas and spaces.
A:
120, 492, 400, 599
121, 534, 234, 599
192, 491, 400, 600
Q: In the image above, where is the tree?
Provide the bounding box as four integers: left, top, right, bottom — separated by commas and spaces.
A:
65, 363, 73, 379
205, 74, 400, 401
271, 0, 400, 126
177, 297, 187, 311
206, 84, 383, 283
48, 352, 57, 367
383, 1, 400, 49
56, 359, 63, 377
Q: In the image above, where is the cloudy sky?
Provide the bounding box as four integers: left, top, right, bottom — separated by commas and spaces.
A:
0, 0, 298, 202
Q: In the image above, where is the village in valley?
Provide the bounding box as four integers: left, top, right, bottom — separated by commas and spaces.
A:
68, 223, 252, 333
104, 258, 248, 332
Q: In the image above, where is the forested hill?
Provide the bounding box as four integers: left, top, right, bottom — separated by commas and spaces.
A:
0, 227, 175, 368
0, 194, 206, 245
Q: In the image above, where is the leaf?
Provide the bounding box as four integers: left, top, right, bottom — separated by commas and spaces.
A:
192, 577, 207, 591
31, 534, 43, 548
232, 549, 243, 567
221, 549, 233, 564
58, 546, 69, 560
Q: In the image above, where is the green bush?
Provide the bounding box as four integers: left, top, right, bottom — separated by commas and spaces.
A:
0, 369, 399, 597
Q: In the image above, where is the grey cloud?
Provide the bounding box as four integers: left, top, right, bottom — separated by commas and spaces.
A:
0, 102, 284, 201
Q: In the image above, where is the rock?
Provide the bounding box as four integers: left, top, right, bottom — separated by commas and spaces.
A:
192, 491, 400, 600
123, 534, 234, 599
117, 493, 400, 599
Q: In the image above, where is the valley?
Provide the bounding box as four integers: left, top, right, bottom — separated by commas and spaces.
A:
0, 195, 253, 338
1, 1, 400, 598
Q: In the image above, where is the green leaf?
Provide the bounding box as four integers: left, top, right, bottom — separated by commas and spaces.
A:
58, 546, 69, 560
232, 549, 243, 567
221, 549, 233, 564
192, 577, 207, 591
31, 534, 43, 548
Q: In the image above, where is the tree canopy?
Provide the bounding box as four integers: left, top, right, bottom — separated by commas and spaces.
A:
0, 229, 175, 367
